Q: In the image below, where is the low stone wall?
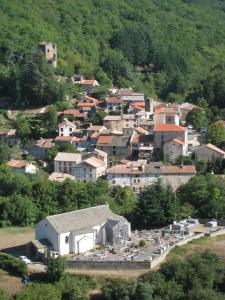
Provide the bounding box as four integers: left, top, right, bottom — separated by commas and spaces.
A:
150, 232, 204, 269
66, 260, 151, 270
204, 228, 225, 238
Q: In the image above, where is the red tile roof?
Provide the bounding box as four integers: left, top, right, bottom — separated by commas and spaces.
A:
55, 136, 74, 142
80, 79, 98, 85
83, 95, 99, 102
154, 124, 186, 132
6, 160, 26, 169
97, 135, 113, 144
105, 97, 123, 104
161, 165, 196, 174
77, 102, 96, 107
36, 139, 55, 148
63, 109, 84, 118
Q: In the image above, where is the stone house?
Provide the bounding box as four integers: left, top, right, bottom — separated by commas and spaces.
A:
35, 205, 130, 255
194, 143, 225, 162
160, 165, 197, 190
103, 114, 137, 132
163, 138, 188, 163
97, 134, 131, 160
38, 42, 57, 67
75, 79, 99, 94
31, 138, 55, 160
106, 160, 163, 193
6, 160, 37, 174
153, 123, 187, 152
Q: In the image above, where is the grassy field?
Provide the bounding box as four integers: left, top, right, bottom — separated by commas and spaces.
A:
167, 234, 225, 262
0, 226, 34, 253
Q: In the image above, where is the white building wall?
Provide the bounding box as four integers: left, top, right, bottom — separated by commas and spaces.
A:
25, 163, 37, 174
59, 232, 71, 255
74, 232, 95, 254
35, 219, 59, 252
58, 124, 75, 136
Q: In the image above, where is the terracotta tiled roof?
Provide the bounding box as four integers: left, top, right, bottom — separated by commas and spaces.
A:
161, 165, 196, 174
172, 138, 184, 145
83, 95, 99, 102
131, 101, 145, 107
105, 97, 123, 103
6, 160, 26, 169
35, 139, 55, 148
165, 138, 184, 145
77, 102, 96, 107
55, 136, 74, 142
80, 79, 99, 85
84, 156, 105, 168
154, 124, 186, 132
63, 109, 84, 117
97, 135, 113, 144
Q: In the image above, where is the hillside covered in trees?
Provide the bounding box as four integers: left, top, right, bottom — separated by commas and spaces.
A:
1, 0, 225, 107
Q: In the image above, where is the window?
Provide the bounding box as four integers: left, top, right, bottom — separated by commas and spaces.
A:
83, 168, 86, 171
65, 236, 69, 243
138, 179, 140, 183
69, 128, 72, 132
90, 174, 92, 178
112, 180, 116, 184
60, 128, 63, 132
113, 151, 116, 155
45, 223, 47, 227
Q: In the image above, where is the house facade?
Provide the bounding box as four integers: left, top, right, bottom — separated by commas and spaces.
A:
194, 144, 225, 162
160, 165, 197, 190
58, 119, 76, 137
106, 161, 162, 193
35, 205, 130, 255
153, 123, 187, 151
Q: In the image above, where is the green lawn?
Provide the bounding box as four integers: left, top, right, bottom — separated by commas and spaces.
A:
0, 226, 34, 234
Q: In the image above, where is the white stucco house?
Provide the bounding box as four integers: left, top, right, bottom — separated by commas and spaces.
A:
6, 160, 37, 174
57, 119, 76, 137
35, 205, 131, 256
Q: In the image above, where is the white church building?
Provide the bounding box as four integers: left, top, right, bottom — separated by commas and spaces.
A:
35, 205, 131, 256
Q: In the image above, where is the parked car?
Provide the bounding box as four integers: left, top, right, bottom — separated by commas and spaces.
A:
19, 256, 31, 264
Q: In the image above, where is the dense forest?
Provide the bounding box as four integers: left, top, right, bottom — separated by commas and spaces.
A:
1, 0, 225, 108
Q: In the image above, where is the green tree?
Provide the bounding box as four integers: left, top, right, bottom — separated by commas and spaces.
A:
15, 284, 61, 300
15, 115, 31, 142
44, 105, 58, 133
186, 108, 208, 130
0, 141, 11, 163
0, 289, 10, 300
207, 124, 225, 145
134, 180, 180, 228
1, 194, 38, 226
47, 256, 66, 282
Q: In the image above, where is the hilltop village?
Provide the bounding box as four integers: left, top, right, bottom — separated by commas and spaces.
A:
1, 43, 224, 193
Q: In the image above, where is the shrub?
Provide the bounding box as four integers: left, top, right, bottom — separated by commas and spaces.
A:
139, 240, 146, 247
0, 253, 28, 276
